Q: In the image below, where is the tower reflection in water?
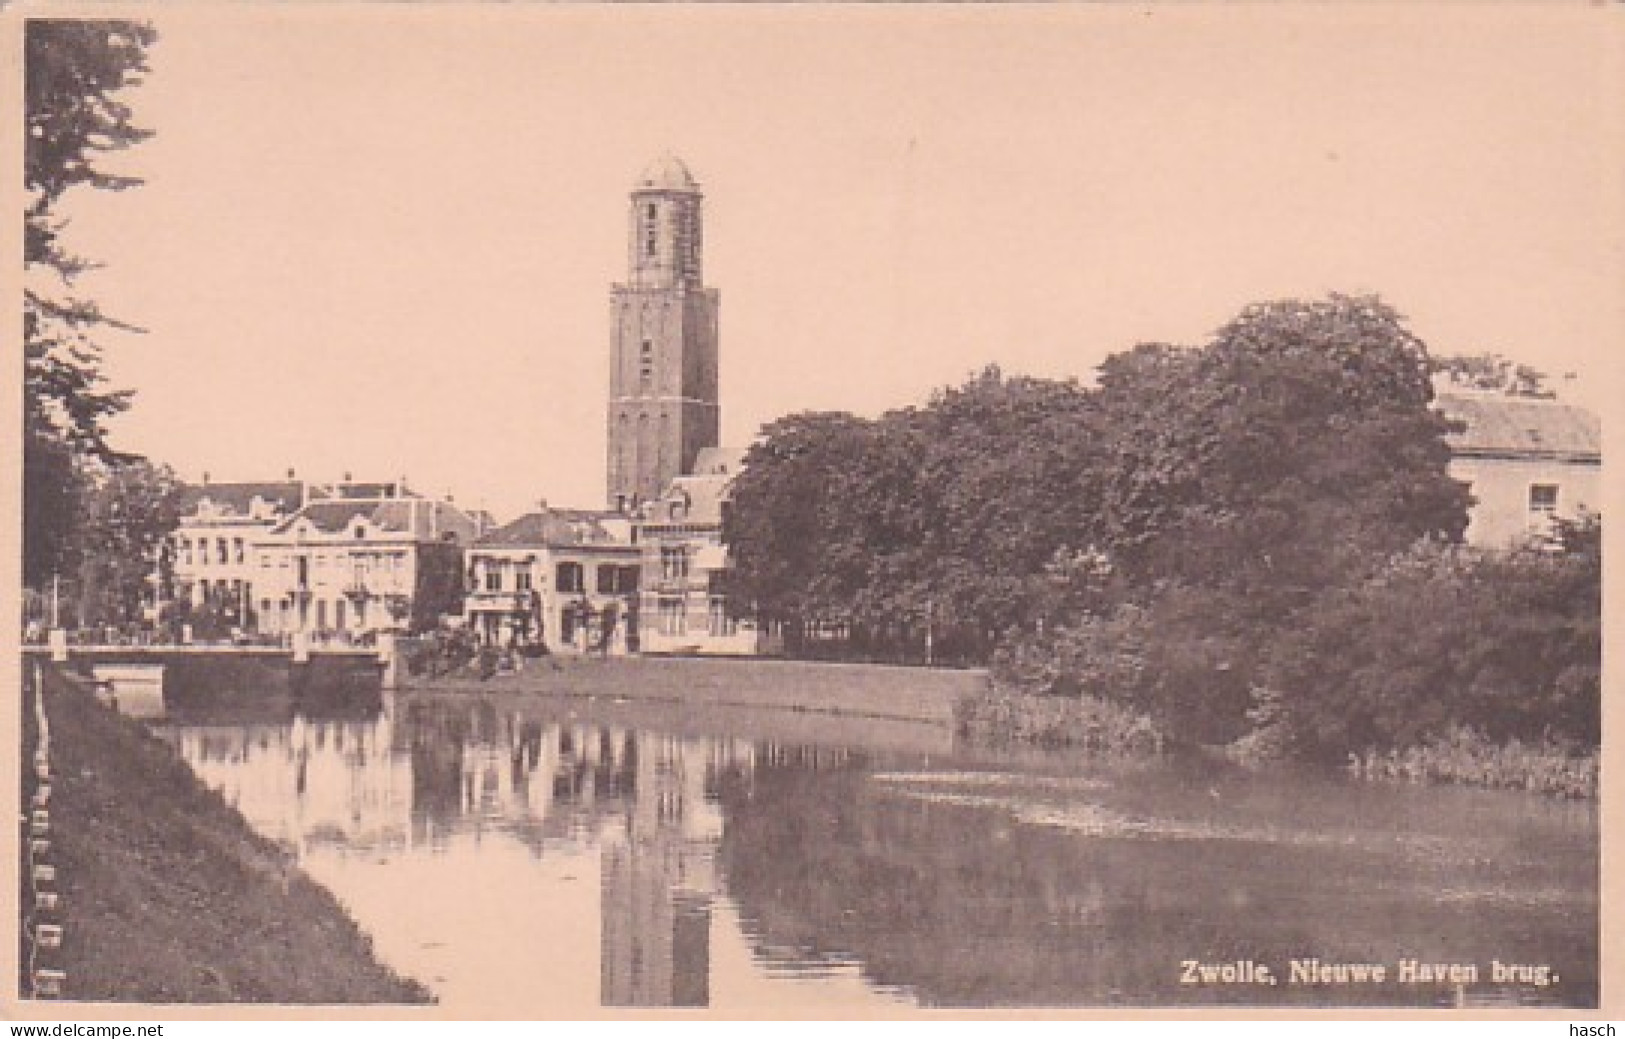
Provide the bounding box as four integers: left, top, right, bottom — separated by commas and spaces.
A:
160, 697, 762, 1009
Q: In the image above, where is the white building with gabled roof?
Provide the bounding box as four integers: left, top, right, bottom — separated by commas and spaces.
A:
252, 481, 483, 639
463, 505, 643, 654
1435, 391, 1601, 548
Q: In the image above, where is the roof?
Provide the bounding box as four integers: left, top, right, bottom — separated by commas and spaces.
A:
634, 152, 699, 193
178, 481, 304, 519
327, 481, 404, 500
643, 472, 732, 528
476, 508, 628, 549
1436, 392, 1601, 462
271, 495, 482, 542
691, 445, 746, 477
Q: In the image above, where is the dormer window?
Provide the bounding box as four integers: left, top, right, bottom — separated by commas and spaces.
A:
354, 523, 367, 539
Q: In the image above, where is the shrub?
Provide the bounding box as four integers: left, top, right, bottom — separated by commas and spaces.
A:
1349, 725, 1597, 799
955, 685, 1164, 755
1263, 537, 1600, 762
993, 586, 1256, 746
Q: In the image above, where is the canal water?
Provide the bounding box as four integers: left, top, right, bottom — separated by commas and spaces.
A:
152, 690, 1597, 1013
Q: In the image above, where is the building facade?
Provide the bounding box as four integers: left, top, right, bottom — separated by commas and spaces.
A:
606, 154, 721, 510
168, 476, 309, 633
464, 507, 644, 654
634, 448, 778, 656
251, 481, 484, 641
1436, 391, 1602, 548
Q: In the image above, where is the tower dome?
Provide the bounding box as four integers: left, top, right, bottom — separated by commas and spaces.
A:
635, 152, 699, 192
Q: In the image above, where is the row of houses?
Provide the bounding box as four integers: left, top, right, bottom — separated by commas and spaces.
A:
165, 453, 775, 656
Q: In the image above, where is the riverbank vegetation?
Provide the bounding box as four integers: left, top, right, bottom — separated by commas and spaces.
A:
32, 666, 432, 1002
723, 295, 1600, 795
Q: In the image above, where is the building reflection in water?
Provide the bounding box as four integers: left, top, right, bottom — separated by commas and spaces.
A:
160, 697, 772, 1008
169, 709, 413, 856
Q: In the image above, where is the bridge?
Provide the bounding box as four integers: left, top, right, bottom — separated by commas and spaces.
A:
22, 639, 399, 718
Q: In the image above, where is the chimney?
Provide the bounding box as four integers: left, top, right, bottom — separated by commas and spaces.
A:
343, 471, 353, 483
202, 471, 211, 485
286, 467, 296, 480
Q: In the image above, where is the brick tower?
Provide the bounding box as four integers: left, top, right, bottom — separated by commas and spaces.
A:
606, 154, 720, 509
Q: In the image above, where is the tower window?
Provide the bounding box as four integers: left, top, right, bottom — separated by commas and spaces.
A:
640, 339, 653, 386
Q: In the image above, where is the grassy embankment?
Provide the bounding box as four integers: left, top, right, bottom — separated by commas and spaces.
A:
30, 665, 431, 1003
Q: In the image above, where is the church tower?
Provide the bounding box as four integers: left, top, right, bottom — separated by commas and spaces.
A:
607, 154, 721, 509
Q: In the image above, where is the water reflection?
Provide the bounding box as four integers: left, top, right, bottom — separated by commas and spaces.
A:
156, 694, 1598, 1011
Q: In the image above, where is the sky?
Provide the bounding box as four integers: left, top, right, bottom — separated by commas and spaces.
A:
42, 4, 1625, 521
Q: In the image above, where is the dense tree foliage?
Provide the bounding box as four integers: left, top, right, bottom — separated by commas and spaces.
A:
1095, 298, 1468, 594
725, 293, 1603, 766
69, 460, 182, 630
724, 370, 1104, 660
1263, 518, 1600, 761
24, 20, 156, 589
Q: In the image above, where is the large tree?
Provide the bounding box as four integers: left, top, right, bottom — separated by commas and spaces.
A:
723, 411, 875, 628
724, 369, 1107, 659
70, 459, 182, 630
1008, 294, 1474, 743
24, 19, 156, 588
1092, 294, 1471, 614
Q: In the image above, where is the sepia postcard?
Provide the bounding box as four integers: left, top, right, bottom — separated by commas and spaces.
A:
4, 1, 1621, 1023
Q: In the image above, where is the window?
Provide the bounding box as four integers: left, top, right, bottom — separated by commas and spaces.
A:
1528, 483, 1561, 534
557, 562, 585, 593
639, 339, 653, 387
484, 564, 503, 592
660, 546, 689, 582
1529, 484, 1560, 514
217, 538, 229, 565
515, 568, 532, 593
179, 538, 192, 566
658, 596, 686, 636
597, 564, 639, 595
233, 538, 245, 564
